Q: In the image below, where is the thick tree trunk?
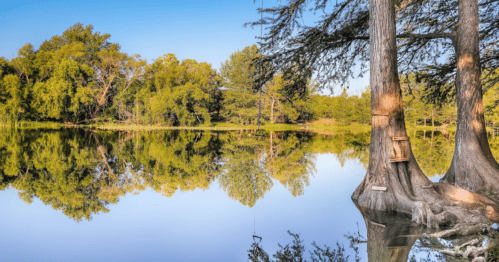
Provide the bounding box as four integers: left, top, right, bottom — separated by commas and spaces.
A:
440, 0, 499, 195
352, 0, 499, 227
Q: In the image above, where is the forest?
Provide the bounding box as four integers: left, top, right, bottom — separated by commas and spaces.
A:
3, 23, 498, 128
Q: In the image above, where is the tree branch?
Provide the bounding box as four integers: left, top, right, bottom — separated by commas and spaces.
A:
396, 32, 455, 39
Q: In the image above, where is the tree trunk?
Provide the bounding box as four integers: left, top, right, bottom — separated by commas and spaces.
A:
440, 0, 499, 195
352, 0, 499, 227
424, 116, 426, 127
270, 98, 275, 124
432, 110, 435, 127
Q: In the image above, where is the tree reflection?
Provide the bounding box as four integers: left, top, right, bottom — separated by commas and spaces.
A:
410, 131, 454, 178
248, 230, 359, 262
355, 204, 425, 262
266, 132, 316, 197
247, 202, 476, 262
3, 128, 499, 221
0, 129, 114, 221
0, 128, 322, 219
117, 131, 223, 196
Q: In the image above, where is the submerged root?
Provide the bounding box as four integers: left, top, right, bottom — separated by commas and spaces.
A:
438, 236, 490, 260
411, 202, 459, 229
432, 223, 498, 260
354, 190, 498, 261
410, 186, 499, 229
430, 223, 489, 238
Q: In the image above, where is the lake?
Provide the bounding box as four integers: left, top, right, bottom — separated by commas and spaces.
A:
0, 128, 496, 261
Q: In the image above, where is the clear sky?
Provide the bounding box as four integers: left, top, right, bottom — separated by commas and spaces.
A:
0, 0, 369, 95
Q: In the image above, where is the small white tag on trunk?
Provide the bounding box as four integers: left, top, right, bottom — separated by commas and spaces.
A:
372, 186, 387, 191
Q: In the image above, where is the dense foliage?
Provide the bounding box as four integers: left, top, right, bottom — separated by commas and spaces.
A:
2, 24, 498, 128
0, 25, 317, 126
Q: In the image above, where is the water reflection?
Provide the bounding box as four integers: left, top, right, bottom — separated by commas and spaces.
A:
0, 129, 324, 220
2, 128, 499, 222
357, 205, 424, 262
248, 203, 473, 262
2, 128, 499, 261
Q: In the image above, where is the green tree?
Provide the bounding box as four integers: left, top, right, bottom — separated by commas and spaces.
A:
31, 58, 94, 122
139, 54, 221, 126
484, 69, 499, 127
0, 74, 23, 122
220, 45, 260, 124
309, 88, 371, 125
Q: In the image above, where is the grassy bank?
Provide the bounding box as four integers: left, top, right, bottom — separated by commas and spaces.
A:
89, 122, 373, 133
87, 122, 303, 131
303, 123, 371, 133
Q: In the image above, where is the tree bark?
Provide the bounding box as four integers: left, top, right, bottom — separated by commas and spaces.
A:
352, 0, 499, 227
440, 0, 499, 195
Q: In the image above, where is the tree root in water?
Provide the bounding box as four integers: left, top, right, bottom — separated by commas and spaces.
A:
435, 224, 493, 260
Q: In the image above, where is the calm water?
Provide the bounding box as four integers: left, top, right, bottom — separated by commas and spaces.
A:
0, 128, 497, 261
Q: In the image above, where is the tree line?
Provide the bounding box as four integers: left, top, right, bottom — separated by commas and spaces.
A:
0, 24, 351, 126
6, 23, 491, 128
4, 22, 499, 129
0, 23, 222, 126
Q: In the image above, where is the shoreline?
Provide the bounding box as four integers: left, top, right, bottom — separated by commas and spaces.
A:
0, 121, 463, 133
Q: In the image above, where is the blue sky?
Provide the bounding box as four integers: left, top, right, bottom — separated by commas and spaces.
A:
0, 0, 369, 95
